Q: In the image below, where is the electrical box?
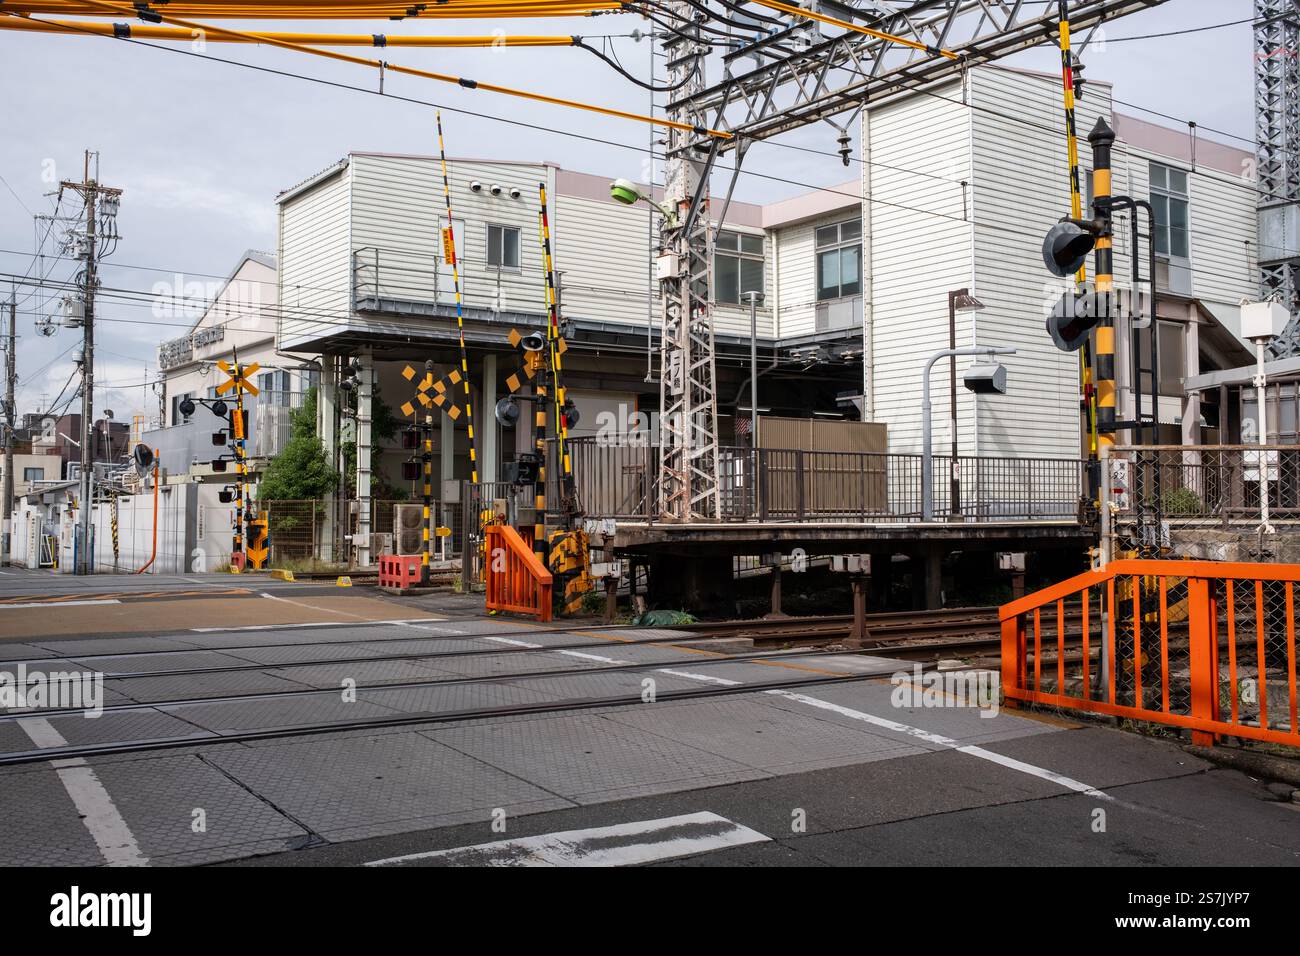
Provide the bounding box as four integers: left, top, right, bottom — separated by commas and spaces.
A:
656, 253, 679, 280
830, 554, 871, 574
997, 552, 1026, 573
1241, 301, 1289, 341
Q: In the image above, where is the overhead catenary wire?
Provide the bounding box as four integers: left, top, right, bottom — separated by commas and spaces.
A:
12, 0, 736, 138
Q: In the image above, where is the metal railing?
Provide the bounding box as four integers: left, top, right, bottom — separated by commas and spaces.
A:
1102, 445, 1300, 557
567, 437, 1084, 524
352, 246, 555, 319
1000, 559, 1300, 750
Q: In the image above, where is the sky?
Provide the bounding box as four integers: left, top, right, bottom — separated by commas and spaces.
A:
0, 0, 1259, 424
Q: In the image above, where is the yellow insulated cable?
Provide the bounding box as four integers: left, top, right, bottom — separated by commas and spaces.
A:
748, 0, 959, 59
48, 0, 733, 137
4, 0, 618, 15
0, 15, 576, 45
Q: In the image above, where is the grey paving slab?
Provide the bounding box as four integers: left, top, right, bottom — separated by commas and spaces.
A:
165, 694, 402, 734
503, 669, 726, 704
8, 709, 215, 748
107, 669, 319, 703
208, 731, 572, 843
360, 678, 578, 715
218, 642, 413, 665
30, 636, 205, 655
0, 765, 106, 866
89, 753, 313, 866
410, 652, 608, 680
0, 660, 95, 678
84, 649, 262, 674
0, 643, 72, 661
425, 712, 769, 805
263, 658, 460, 690
604, 696, 927, 774
186, 622, 444, 648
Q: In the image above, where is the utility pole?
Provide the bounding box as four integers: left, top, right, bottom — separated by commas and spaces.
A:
659, 4, 721, 521
60, 151, 122, 575
2, 296, 15, 567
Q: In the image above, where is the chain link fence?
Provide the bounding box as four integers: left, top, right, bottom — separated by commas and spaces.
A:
1102, 445, 1300, 559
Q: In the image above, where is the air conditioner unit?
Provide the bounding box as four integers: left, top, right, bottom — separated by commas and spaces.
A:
370, 533, 393, 558
394, 504, 425, 556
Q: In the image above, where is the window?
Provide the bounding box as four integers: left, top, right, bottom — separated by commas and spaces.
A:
258, 370, 291, 407
22, 467, 43, 482
714, 230, 764, 305
1150, 163, 1190, 260
1137, 320, 1186, 397
171, 392, 194, 425
486, 224, 521, 269
816, 218, 862, 301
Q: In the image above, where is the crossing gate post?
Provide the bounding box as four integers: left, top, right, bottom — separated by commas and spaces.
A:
1187, 576, 1219, 747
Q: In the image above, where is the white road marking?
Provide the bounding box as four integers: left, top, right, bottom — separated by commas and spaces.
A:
363, 812, 769, 867
257, 591, 400, 621
766, 690, 1110, 799
0, 599, 120, 610
656, 669, 741, 687
481, 635, 630, 666
16, 717, 148, 866
191, 617, 444, 633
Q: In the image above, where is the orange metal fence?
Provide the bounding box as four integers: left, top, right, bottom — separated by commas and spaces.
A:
1000, 560, 1300, 749
484, 524, 553, 622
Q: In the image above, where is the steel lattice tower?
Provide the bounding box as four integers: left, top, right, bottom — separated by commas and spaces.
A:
659, 4, 723, 521
1258, 0, 1300, 356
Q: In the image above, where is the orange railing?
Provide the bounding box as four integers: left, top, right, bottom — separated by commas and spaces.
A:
484, 525, 553, 622
1000, 560, 1300, 749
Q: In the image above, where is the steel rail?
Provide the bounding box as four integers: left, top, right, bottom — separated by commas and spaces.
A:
34, 611, 1004, 683
0, 606, 999, 668
0, 636, 965, 721
0, 665, 905, 766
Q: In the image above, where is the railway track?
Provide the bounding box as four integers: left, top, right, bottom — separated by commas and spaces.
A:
0, 607, 1020, 768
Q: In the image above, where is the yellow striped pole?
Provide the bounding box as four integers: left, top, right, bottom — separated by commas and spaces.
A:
435, 112, 479, 489
1089, 118, 1117, 453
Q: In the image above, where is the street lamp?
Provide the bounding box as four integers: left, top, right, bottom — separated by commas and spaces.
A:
922, 346, 1016, 521
946, 289, 985, 514
609, 178, 678, 227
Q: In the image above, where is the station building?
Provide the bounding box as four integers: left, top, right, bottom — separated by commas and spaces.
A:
144, 64, 1261, 572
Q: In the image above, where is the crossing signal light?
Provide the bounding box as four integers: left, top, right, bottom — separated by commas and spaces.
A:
1042, 220, 1096, 278
1046, 291, 1101, 352
561, 398, 579, 429
178, 396, 196, 419
495, 396, 520, 428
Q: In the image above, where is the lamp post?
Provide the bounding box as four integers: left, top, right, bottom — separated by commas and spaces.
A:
922, 346, 1015, 521
1241, 301, 1288, 534
743, 290, 764, 446
946, 289, 985, 514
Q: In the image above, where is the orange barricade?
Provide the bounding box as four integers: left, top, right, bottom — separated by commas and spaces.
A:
1000, 560, 1300, 749
484, 525, 553, 622
378, 554, 422, 590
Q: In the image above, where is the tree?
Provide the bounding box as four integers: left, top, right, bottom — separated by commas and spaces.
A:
258, 387, 339, 502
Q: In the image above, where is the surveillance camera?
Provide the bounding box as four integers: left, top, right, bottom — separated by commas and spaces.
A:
509, 187, 521, 200
490, 184, 502, 196
469, 181, 483, 192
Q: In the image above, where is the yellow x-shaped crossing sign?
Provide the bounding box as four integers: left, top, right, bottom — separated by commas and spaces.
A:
400, 364, 466, 421
215, 359, 260, 396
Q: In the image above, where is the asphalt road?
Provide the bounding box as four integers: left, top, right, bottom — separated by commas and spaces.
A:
0, 569, 1296, 867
